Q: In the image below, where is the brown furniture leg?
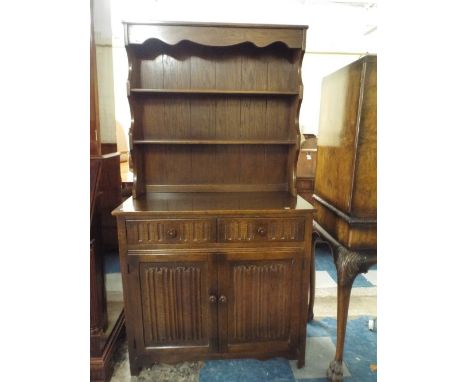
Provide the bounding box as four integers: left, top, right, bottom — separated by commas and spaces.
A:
307, 239, 316, 322
308, 231, 333, 322
326, 246, 377, 382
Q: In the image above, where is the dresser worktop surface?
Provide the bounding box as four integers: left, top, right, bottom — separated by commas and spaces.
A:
112, 191, 315, 216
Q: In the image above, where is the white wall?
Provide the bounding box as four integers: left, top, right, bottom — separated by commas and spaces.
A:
94, 0, 377, 152
93, 0, 118, 145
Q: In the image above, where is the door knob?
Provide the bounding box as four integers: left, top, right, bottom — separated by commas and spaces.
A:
167, 228, 177, 238
219, 295, 227, 303
209, 295, 217, 303
257, 226, 266, 236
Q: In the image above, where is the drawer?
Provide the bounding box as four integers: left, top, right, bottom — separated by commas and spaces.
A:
126, 219, 217, 245
218, 218, 305, 243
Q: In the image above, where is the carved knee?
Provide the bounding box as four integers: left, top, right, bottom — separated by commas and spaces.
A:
334, 246, 369, 287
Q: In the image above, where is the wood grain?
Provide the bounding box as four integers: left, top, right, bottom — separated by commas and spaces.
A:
126, 23, 307, 49
126, 219, 217, 245
314, 57, 370, 214
143, 144, 288, 189
218, 217, 305, 242
141, 264, 206, 345
313, 55, 377, 248
117, 22, 312, 375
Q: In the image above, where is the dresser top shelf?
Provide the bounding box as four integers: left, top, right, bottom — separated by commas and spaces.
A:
124, 21, 307, 49
113, 191, 315, 215
123, 21, 308, 29
130, 89, 299, 96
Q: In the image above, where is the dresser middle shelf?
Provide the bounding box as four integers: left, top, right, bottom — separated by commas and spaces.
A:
132, 139, 297, 145
129, 88, 299, 96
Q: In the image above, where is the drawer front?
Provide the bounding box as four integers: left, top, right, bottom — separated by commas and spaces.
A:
126, 219, 217, 245
218, 218, 305, 243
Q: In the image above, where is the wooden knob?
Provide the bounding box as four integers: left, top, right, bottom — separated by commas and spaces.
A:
167, 228, 177, 238
219, 295, 227, 303
209, 295, 217, 303
257, 226, 266, 236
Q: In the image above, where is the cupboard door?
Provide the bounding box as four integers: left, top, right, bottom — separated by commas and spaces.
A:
127, 252, 218, 356
217, 250, 302, 355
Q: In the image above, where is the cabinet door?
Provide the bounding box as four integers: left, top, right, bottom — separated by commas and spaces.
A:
217, 249, 303, 355
126, 252, 218, 358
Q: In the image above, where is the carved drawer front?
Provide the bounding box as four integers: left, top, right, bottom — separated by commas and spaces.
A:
218, 218, 305, 242
126, 219, 216, 245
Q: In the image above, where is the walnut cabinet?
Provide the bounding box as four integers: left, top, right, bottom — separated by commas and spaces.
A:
113, 22, 314, 375
311, 55, 377, 381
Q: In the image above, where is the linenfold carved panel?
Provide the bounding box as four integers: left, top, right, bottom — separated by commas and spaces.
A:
140, 263, 207, 346
126, 219, 216, 244
218, 218, 304, 242
229, 261, 292, 342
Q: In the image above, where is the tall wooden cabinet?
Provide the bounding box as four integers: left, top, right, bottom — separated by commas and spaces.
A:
311, 55, 377, 381
112, 22, 315, 376
313, 55, 376, 250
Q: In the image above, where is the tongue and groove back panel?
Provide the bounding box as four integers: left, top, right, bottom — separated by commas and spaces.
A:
126, 26, 306, 195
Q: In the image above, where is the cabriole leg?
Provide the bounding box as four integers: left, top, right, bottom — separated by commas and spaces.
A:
327, 247, 376, 381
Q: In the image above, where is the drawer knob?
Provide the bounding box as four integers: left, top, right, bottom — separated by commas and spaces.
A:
257, 226, 266, 236
167, 228, 177, 238
219, 295, 227, 303
209, 295, 217, 303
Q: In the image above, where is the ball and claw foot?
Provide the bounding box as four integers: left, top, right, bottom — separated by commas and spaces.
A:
326, 360, 344, 382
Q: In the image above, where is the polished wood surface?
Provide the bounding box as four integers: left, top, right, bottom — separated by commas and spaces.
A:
314, 55, 377, 217
311, 55, 377, 382
125, 22, 307, 48
116, 216, 313, 374
115, 192, 313, 215
313, 54, 377, 250
115, 22, 313, 376
101, 143, 118, 154
313, 197, 376, 250
220, 249, 302, 354
94, 153, 122, 250
125, 218, 217, 245
218, 217, 305, 242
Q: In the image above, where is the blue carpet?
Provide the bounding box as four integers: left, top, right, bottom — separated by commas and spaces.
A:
306, 317, 377, 382
103, 252, 120, 274
200, 358, 296, 382
199, 316, 376, 381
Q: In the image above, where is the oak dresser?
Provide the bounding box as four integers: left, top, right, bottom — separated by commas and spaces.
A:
112, 22, 315, 375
